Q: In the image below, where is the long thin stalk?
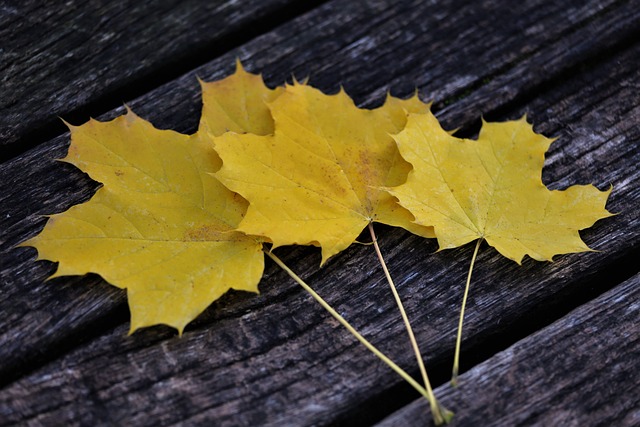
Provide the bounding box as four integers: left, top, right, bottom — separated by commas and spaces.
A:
368, 223, 441, 419
451, 238, 482, 386
265, 249, 452, 425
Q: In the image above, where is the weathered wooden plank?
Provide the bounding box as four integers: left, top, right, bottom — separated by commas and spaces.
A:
377, 273, 640, 427
0, 0, 638, 424
0, 0, 317, 160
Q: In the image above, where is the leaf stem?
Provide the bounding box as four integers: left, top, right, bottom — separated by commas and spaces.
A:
451, 237, 482, 386
265, 248, 452, 425
368, 223, 446, 421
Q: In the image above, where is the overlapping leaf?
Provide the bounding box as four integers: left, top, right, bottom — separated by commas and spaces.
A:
21, 63, 285, 334
214, 83, 436, 264
198, 60, 283, 137
387, 114, 612, 262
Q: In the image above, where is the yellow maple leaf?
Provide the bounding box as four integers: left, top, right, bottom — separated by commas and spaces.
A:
387, 113, 612, 384
21, 110, 264, 335
212, 83, 451, 422
214, 83, 436, 264
198, 60, 284, 137
388, 114, 612, 263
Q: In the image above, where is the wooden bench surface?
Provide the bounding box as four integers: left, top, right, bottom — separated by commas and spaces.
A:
1, 0, 638, 425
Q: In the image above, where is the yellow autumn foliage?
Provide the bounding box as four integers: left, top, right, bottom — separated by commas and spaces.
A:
214, 82, 436, 264
388, 113, 612, 262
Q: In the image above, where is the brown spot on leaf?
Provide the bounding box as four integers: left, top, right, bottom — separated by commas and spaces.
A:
184, 224, 223, 241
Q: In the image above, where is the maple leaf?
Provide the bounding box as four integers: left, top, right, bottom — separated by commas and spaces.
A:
212, 83, 452, 423
198, 59, 284, 137
21, 110, 264, 334
214, 83, 435, 264
388, 114, 612, 262
387, 113, 612, 384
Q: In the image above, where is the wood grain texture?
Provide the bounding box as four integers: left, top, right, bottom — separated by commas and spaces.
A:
0, 0, 313, 159
0, 0, 638, 424
377, 273, 640, 427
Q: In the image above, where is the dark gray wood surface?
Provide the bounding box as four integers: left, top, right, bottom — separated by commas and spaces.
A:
377, 273, 640, 426
0, 0, 314, 160
1, 0, 638, 425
